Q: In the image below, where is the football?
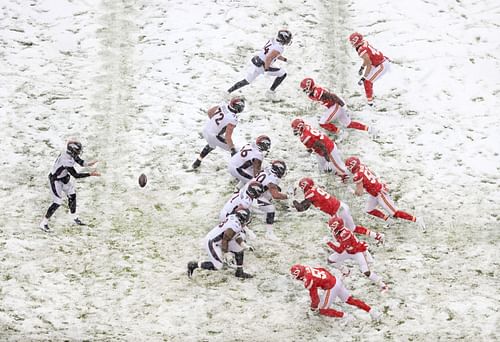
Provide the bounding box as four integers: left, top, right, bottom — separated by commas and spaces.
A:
138, 173, 147, 188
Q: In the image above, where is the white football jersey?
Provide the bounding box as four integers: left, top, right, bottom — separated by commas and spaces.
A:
50, 152, 78, 179
243, 167, 280, 200
256, 38, 284, 65
204, 102, 238, 137
206, 214, 243, 243
220, 190, 253, 219
228, 143, 263, 175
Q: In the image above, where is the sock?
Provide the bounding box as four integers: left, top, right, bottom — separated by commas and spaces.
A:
367, 271, 381, 284
394, 210, 416, 222
319, 308, 344, 318
367, 209, 389, 220
319, 122, 340, 134
270, 73, 287, 91
227, 79, 249, 93
363, 79, 373, 100
346, 296, 371, 312
347, 121, 368, 131
353, 226, 369, 235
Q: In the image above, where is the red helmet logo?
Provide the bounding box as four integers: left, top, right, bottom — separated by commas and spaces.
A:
349, 32, 363, 47
328, 216, 344, 232
300, 78, 315, 94
345, 156, 360, 173
291, 118, 305, 135
298, 177, 314, 193
290, 264, 305, 280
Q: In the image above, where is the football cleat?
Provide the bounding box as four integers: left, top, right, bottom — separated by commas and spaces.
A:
192, 159, 201, 169
368, 126, 378, 139
39, 222, 51, 233
265, 89, 276, 100
416, 217, 426, 231
187, 261, 198, 278
369, 307, 382, 321
73, 218, 86, 226
235, 268, 253, 279
265, 230, 279, 241
380, 283, 389, 294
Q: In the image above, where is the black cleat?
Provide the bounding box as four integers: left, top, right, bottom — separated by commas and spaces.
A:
74, 218, 86, 226
39, 223, 51, 233
187, 261, 198, 278
235, 269, 253, 279
192, 159, 201, 169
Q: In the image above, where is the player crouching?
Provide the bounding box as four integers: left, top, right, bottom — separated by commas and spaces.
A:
188, 208, 254, 279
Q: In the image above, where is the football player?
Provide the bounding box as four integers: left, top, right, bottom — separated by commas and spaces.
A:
228, 135, 271, 186
187, 208, 254, 279
192, 97, 245, 169
227, 29, 292, 99
292, 177, 385, 244
39, 141, 100, 232
349, 32, 391, 106
291, 118, 348, 181
290, 264, 381, 321
345, 156, 426, 230
299, 77, 375, 139
241, 160, 289, 241
324, 216, 388, 292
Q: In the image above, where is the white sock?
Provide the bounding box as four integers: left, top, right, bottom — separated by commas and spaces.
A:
368, 272, 381, 284
41, 217, 48, 225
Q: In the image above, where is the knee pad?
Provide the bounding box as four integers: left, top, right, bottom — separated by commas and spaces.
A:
266, 212, 275, 224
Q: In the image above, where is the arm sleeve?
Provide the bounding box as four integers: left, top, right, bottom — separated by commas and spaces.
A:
327, 241, 344, 253
309, 287, 320, 309
66, 167, 91, 179
74, 156, 85, 167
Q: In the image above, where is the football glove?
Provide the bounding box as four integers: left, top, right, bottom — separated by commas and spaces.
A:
358, 66, 365, 76
223, 252, 235, 266
357, 77, 366, 86
230, 148, 237, 156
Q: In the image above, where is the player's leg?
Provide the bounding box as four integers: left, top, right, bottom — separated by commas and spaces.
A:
366, 195, 390, 220
319, 106, 340, 134
227, 63, 260, 93
329, 145, 348, 179
192, 130, 218, 169
378, 190, 416, 222
65, 182, 84, 225
258, 198, 278, 240
188, 238, 224, 277
40, 177, 64, 232
233, 251, 252, 278
337, 202, 356, 231
266, 67, 287, 93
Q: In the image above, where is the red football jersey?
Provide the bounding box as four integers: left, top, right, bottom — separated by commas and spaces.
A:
300, 126, 334, 156
303, 266, 337, 309
327, 228, 368, 254
352, 164, 385, 197
357, 41, 385, 66
308, 86, 339, 109
305, 186, 340, 216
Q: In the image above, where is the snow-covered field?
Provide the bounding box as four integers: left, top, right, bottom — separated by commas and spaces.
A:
1, 0, 499, 340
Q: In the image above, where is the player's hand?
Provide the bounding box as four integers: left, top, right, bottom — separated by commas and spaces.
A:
230, 148, 237, 156
86, 160, 98, 167
322, 236, 330, 244
358, 66, 365, 76
286, 186, 296, 198
240, 242, 255, 252
90, 171, 101, 176
223, 252, 235, 266
375, 232, 385, 246
358, 77, 366, 86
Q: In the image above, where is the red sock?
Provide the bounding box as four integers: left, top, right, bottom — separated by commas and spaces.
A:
319, 308, 344, 318
347, 121, 368, 131
394, 210, 416, 222
319, 122, 340, 134
346, 296, 371, 312
354, 226, 368, 235
367, 209, 389, 220
363, 80, 373, 99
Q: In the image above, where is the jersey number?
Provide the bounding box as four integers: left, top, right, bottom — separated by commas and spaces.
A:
315, 187, 331, 199
214, 109, 224, 126
263, 40, 272, 55
311, 268, 327, 279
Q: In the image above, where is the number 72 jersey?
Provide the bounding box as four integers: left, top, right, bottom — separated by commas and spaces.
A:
204, 102, 238, 137
352, 165, 385, 196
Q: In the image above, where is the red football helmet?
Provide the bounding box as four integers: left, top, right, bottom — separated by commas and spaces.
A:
345, 156, 361, 173
300, 78, 315, 94
349, 32, 364, 48
298, 177, 314, 193
328, 216, 344, 233
290, 264, 306, 280
291, 118, 305, 135
228, 97, 245, 113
